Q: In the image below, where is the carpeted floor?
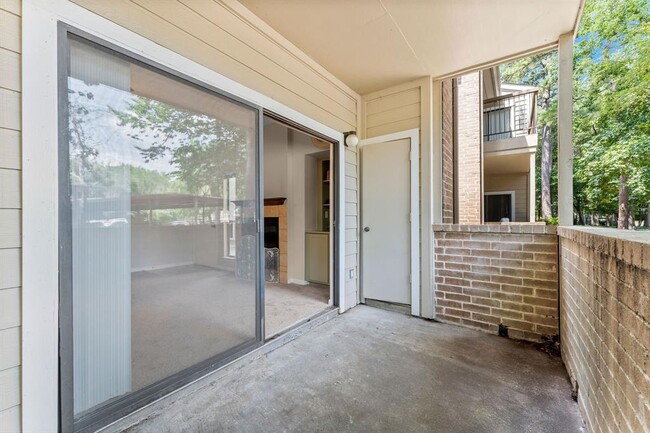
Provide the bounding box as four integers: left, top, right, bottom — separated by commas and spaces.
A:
131, 265, 329, 390
264, 281, 330, 337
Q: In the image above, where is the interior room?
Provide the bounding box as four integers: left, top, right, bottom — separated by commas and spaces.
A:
55, 35, 334, 421
262, 116, 333, 337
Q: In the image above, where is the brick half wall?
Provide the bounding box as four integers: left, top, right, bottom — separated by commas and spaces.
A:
433, 224, 559, 342
558, 227, 650, 433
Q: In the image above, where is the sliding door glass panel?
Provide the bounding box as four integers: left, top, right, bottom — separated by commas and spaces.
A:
65, 37, 259, 418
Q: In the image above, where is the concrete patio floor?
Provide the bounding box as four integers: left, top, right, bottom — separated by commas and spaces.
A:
124, 305, 583, 433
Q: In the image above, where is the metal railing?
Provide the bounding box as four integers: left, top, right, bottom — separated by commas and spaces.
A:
483, 90, 538, 142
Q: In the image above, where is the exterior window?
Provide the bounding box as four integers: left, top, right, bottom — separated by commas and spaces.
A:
483, 107, 513, 141
62, 35, 260, 426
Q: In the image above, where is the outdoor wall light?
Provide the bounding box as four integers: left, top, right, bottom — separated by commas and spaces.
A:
344, 132, 359, 147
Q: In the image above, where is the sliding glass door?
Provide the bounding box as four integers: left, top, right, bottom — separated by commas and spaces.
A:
60, 32, 262, 430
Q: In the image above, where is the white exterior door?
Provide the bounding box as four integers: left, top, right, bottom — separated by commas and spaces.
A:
360, 130, 419, 313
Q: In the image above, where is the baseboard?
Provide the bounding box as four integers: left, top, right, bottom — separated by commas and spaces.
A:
287, 278, 309, 285
131, 262, 194, 273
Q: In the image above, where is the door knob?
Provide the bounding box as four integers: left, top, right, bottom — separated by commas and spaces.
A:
364, 227, 370, 232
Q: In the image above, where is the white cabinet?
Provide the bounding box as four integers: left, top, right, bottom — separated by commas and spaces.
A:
305, 231, 329, 285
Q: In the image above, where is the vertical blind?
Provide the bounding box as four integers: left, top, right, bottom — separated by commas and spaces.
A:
69, 39, 132, 414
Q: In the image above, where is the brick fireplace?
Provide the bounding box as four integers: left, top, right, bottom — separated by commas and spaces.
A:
264, 198, 287, 284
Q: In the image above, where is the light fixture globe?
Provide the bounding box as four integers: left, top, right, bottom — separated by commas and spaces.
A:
345, 133, 359, 147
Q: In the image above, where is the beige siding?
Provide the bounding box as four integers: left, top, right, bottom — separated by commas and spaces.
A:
0, 0, 21, 429
484, 173, 528, 222
71, 0, 358, 132
344, 148, 359, 308
70, 0, 362, 309
363, 86, 421, 139
360, 80, 433, 312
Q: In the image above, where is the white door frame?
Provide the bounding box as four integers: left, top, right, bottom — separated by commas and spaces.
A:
359, 129, 420, 316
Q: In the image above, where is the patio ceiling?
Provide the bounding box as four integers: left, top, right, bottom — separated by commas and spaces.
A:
239, 0, 584, 95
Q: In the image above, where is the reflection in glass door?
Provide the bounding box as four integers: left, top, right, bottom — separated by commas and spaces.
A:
60, 34, 262, 429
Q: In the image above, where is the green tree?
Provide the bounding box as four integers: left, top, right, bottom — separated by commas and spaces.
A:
114, 98, 251, 199
501, 52, 558, 222
501, 0, 650, 228
574, 0, 650, 228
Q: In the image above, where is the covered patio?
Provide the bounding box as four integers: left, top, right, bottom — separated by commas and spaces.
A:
105, 306, 583, 433
10, 1, 648, 433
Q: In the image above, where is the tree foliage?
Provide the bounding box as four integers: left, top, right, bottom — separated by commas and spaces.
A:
114, 98, 251, 198
574, 0, 650, 222
501, 0, 650, 225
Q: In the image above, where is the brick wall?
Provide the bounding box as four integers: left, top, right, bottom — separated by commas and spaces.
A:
455, 73, 482, 224
558, 227, 649, 433
441, 79, 455, 223
433, 224, 559, 342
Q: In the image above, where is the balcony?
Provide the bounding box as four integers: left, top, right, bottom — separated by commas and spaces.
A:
483, 90, 538, 142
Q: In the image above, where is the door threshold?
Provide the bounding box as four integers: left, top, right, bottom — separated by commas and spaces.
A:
363, 298, 412, 315
265, 306, 338, 341
98, 307, 339, 433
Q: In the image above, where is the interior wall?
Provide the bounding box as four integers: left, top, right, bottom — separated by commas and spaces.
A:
131, 225, 227, 272
0, 0, 22, 430
484, 173, 528, 222
263, 123, 324, 284
263, 123, 289, 198
286, 130, 322, 284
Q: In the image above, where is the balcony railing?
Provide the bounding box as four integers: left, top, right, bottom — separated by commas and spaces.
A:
483, 90, 538, 142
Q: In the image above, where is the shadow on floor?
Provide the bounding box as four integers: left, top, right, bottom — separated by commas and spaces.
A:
125, 305, 584, 433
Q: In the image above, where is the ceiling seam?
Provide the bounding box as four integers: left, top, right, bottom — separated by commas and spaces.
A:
377, 0, 429, 73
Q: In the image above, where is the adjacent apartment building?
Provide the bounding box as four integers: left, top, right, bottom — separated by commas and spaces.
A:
445, 68, 538, 225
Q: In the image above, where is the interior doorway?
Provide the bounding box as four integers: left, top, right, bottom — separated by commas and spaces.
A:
262, 115, 336, 337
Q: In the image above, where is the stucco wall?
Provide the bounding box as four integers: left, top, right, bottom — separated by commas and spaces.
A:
0, 0, 22, 430
558, 227, 650, 433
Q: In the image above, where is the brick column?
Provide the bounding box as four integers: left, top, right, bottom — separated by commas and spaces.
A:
456, 72, 482, 224
441, 79, 455, 223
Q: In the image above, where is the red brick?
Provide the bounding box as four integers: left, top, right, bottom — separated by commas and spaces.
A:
522, 278, 558, 290
501, 251, 535, 261
502, 301, 534, 313
472, 313, 501, 324
492, 292, 523, 302
491, 308, 524, 320
491, 275, 523, 286
501, 285, 534, 296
